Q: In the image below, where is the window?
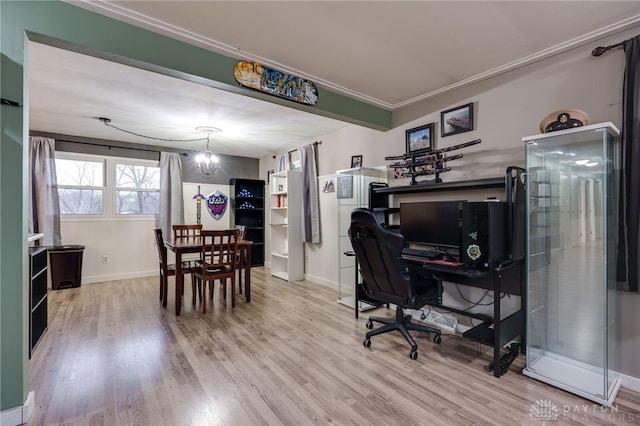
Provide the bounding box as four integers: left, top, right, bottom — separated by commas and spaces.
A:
115, 163, 160, 215
55, 158, 104, 215
55, 154, 160, 217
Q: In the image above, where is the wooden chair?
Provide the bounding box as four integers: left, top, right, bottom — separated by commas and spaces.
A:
234, 225, 247, 295
153, 228, 195, 305
172, 224, 203, 270
192, 229, 239, 314
173, 224, 203, 239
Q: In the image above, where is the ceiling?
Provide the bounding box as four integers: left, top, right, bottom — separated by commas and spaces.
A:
28, 1, 640, 158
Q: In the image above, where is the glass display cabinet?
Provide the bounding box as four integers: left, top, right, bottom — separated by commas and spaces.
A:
522, 122, 621, 406
336, 167, 387, 310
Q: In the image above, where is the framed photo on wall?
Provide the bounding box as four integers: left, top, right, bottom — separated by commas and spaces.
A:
441, 103, 474, 137
405, 123, 434, 155
351, 155, 362, 168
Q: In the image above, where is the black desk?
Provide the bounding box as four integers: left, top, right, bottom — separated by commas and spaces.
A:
403, 255, 524, 377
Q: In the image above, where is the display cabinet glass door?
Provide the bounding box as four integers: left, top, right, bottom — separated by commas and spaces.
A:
523, 122, 621, 406
336, 167, 387, 309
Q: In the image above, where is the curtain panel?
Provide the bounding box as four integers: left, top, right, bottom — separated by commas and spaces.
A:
617, 35, 640, 292
299, 144, 320, 243
159, 152, 184, 238
28, 136, 61, 246
274, 153, 290, 173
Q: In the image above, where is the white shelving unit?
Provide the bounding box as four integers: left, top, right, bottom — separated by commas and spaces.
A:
269, 170, 303, 282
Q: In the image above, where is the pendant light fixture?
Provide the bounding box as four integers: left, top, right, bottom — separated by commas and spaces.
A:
98, 118, 223, 179
194, 126, 222, 178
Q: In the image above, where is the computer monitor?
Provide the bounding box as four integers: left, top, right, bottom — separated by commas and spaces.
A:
399, 200, 465, 249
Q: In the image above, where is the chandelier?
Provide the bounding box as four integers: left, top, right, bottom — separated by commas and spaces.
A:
98, 118, 224, 179
195, 126, 222, 178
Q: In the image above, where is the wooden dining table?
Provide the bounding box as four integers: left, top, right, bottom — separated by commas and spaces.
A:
164, 236, 252, 315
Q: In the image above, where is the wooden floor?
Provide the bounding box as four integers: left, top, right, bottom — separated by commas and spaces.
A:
29, 268, 640, 425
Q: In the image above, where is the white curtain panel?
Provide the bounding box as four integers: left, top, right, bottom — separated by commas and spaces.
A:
28, 136, 61, 246
299, 144, 321, 243
274, 153, 290, 172
159, 152, 184, 237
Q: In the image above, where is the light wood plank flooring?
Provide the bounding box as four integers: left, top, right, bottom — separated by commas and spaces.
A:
29, 268, 640, 425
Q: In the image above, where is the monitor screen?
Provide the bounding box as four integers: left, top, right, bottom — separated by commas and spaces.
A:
399, 201, 464, 249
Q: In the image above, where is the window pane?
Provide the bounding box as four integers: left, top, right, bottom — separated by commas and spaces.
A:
55, 159, 103, 186
58, 189, 103, 214
115, 164, 160, 189
116, 190, 159, 215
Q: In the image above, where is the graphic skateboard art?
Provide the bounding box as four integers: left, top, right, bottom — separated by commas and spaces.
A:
233, 61, 319, 105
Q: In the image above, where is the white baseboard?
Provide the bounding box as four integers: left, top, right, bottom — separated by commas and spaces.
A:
303, 273, 338, 290
82, 270, 157, 284
619, 372, 640, 393
0, 391, 34, 426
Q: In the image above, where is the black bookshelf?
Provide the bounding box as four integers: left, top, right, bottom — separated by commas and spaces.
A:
230, 178, 265, 266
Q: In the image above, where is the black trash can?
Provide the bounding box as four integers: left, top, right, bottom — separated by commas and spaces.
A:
49, 245, 85, 290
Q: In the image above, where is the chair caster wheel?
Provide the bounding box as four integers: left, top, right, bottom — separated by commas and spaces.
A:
366, 321, 373, 329
363, 338, 371, 348
409, 349, 418, 360
434, 335, 442, 344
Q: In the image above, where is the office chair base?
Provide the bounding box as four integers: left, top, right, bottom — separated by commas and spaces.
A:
363, 306, 441, 359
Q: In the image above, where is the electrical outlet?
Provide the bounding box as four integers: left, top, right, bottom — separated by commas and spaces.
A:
102, 255, 109, 264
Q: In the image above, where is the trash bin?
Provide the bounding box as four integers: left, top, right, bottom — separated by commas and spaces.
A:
49, 245, 84, 290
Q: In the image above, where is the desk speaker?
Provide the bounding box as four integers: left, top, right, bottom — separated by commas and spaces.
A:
461, 202, 506, 269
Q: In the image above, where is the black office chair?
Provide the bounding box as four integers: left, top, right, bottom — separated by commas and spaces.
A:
348, 208, 442, 360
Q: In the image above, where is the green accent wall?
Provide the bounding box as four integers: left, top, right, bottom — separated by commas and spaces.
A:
0, 0, 390, 413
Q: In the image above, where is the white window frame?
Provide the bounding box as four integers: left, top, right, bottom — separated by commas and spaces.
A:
56, 152, 160, 221
55, 152, 106, 218
113, 159, 161, 216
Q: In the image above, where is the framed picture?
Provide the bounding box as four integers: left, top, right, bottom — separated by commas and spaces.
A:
441, 103, 474, 137
336, 175, 353, 199
351, 155, 362, 168
405, 123, 434, 155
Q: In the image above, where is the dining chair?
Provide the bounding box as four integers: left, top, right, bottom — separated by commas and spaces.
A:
234, 224, 247, 295
192, 229, 240, 314
173, 224, 203, 270
153, 228, 196, 304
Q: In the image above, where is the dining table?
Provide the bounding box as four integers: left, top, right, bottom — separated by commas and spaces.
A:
164, 236, 252, 315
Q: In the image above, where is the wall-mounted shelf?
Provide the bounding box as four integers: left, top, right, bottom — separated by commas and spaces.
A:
373, 177, 505, 195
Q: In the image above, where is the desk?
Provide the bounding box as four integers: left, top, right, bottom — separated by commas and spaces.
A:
165, 237, 252, 315
403, 255, 524, 377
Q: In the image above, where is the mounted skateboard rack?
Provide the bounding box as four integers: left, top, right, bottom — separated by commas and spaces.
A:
385, 139, 481, 185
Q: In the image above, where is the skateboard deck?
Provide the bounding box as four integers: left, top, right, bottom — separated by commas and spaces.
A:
233, 61, 318, 105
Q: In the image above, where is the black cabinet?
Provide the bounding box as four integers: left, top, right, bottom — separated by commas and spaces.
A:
230, 178, 265, 266
29, 246, 48, 357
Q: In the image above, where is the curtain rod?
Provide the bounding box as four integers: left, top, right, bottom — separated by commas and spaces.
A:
592, 36, 633, 57
60, 139, 189, 157
30, 132, 188, 157
272, 140, 322, 159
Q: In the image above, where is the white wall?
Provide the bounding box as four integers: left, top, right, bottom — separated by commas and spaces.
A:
60, 181, 233, 284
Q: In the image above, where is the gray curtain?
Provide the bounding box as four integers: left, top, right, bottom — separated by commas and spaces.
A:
617, 35, 640, 292
28, 136, 61, 246
274, 153, 290, 172
159, 152, 184, 237
299, 144, 320, 243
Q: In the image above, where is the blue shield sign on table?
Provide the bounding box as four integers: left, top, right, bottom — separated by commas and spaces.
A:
206, 190, 228, 220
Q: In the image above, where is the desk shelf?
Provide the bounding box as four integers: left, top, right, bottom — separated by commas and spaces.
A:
375, 167, 526, 378
373, 177, 505, 195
